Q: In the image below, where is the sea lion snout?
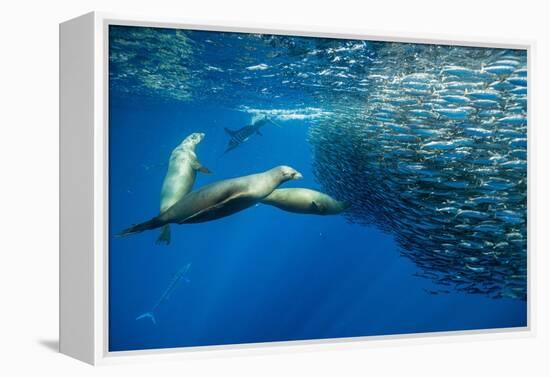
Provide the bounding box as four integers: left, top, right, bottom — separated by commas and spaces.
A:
277, 165, 303, 181
183, 132, 205, 146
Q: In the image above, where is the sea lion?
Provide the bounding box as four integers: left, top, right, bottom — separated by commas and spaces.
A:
119, 165, 303, 237
157, 132, 211, 244
261, 188, 349, 215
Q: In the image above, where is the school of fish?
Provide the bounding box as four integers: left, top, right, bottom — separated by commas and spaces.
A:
309, 43, 527, 300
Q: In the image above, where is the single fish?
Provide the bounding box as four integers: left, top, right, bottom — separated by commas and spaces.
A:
223, 116, 278, 153
136, 263, 191, 325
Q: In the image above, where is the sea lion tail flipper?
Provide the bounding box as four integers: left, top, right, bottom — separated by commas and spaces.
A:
117, 216, 162, 237
156, 225, 171, 245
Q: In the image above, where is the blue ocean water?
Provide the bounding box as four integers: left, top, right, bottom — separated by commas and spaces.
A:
108, 27, 527, 352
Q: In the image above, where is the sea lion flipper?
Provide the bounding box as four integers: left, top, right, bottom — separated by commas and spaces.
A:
197, 165, 213, 174
156, 225, 171, 245
180, 193, 245, 223
118, 216, 163, 237
311, 201, 326, 214
192, 160, 213, 174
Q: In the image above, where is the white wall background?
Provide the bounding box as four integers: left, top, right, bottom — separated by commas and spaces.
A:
0, 0, 547, 375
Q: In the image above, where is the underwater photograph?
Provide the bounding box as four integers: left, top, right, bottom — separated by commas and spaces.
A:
108, 25, 528, 352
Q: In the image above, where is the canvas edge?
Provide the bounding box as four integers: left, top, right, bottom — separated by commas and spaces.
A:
59, 11, 97, 365
58, 10, 536, 365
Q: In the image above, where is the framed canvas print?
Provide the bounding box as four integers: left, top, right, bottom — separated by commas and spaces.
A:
60, 12, 532, 365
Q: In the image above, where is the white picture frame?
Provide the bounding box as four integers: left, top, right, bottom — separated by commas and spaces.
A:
59, 11, 535, 365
